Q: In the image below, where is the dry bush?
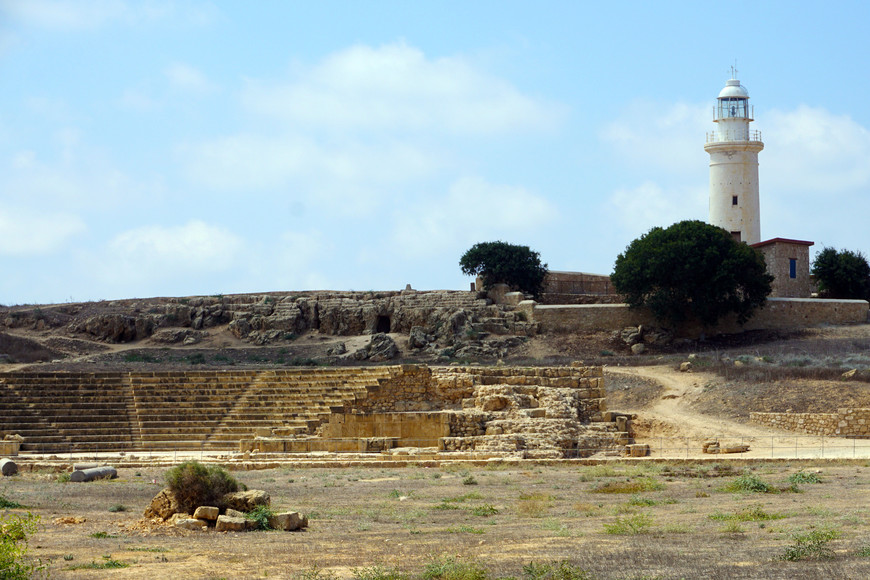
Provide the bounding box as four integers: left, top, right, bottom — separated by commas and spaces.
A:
164, 461, 241, 513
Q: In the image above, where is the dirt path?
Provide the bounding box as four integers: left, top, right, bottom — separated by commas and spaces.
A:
605, 365, 870, 459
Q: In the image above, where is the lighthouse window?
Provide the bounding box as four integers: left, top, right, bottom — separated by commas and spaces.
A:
732, 196, 738, 206
789, 259, 797, 279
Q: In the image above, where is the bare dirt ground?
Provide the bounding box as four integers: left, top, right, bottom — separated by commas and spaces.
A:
4, 461, 870, 579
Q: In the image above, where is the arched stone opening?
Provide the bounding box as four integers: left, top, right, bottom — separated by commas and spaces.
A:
375, 315, 391, 333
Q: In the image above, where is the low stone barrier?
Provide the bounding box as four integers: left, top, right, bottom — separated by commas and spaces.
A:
529, 298, 869, 336
750, 408, 870, 437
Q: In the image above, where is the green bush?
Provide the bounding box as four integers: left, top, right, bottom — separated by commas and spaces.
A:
422, 556, 487, 580
779, 528, 840, 561
460, 241, 549, 298
246, 505, 275, 530
611, 220, 772, 328
723, 473, 773, 493
164, 461, 241, 513
522, 561, 592, 580
0, 512, 44, 579
602, 513, 653, 535
788, 471, 822, 485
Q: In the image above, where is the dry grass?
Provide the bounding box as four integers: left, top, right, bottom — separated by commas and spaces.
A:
1, 461, 869, 578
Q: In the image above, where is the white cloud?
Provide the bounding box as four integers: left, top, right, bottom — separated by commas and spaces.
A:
600, 100, 710, 174
103, 220, 243, 282
179, 133, 440, 209
764, 105, 870, 194
0, 206, 86, 255
606, 181, 706, 236
392, 176, 555, 257
165, 62, 216, 93
242, 41, 564, 135
2, 0, 218, 30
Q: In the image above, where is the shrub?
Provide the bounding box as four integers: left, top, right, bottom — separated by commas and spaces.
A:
460, 241, 549, 298
591, 477, 664, 494
353, 566, 411, 580
0, 512, 44, 579
164, 461, 241, 513
723, 473, 773, 493
0, 496, 22, 509
522, 560, 592, 580
812, 246, 870, 300
788, 471, 822, 485
603, 512, 653, 535
779, 528, 840, 561
246, 505, 275, 530
611, 220, 772, 328
422, 555, 487, 580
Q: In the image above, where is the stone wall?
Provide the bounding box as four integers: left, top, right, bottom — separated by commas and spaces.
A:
750, 408, 870, 437
530, 298, 869, 336
542, 271, 614, 296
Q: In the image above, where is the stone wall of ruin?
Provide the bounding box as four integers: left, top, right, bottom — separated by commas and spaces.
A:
529, 298, 869, 336
750, 408, 870, 437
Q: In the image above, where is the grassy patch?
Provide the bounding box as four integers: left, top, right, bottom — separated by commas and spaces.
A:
422, 556, 487, 580
0, 496, 22, 509
68, 558, 130, 570
722, 473, 774, 494
779, 528, 840, 561
89, 531, 118, 539
446, 525, 485, 534
708, 505, 786, 522
602, 513, 653, 535
591, 477, 664, 494
788, 471, 823, 485
522, 560, 593, 580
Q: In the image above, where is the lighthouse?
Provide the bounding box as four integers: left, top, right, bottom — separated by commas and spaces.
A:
705, 70, 763, 244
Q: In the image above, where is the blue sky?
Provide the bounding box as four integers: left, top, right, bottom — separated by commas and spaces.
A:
2, 1, 869, 304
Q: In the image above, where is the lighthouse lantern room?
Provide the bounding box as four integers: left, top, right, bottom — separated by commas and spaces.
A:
705, 69, 764, 244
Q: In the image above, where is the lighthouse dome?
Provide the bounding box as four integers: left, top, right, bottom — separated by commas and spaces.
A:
718, 79, 749, 99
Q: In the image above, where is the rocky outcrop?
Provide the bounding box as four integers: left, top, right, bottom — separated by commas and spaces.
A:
352, 333, 399, 362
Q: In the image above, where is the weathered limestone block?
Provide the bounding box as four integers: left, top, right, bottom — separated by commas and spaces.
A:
176, 518, 209, 531
223, 490, 270, 512
268, 512, 309, 531
193, 506, 219, 521
144, 488, 181, 521
215, 515, 247, 532
627, 443, 649, 457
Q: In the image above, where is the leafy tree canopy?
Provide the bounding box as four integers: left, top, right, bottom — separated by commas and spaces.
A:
611, 220, 773, 328
811, 247, 870, 300
460, 241, 548, 298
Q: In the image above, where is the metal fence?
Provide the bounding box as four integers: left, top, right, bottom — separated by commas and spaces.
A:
14, 434, 870, 462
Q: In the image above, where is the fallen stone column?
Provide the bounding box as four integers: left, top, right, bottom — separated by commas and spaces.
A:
70, 466, 117, 482
0, 458, 18, 476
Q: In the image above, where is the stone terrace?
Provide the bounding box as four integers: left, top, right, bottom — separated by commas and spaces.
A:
0, 368, 394, 453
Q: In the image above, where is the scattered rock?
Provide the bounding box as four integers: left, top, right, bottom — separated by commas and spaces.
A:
175, 518, 208, 531
267, 511, 309, 531
352, 333, 398, 362
222, 490, 270, 513
679, 361, 693, 372
54, 516, 86, 525
144, 488, 181, 521
193, 506, 219, 521
408, 326, 432, 349
626, 443, 649, 457
630, 343, 646, 355
215, 515, 247, 532
702, 439, 720, 454
326, 342, 347, 356
224, 508, 246, 519
842, 369, 858, 379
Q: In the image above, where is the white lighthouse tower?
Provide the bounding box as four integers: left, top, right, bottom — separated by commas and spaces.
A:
705, 70, 763, 244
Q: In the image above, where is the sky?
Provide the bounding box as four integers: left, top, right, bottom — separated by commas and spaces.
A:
1, 1, 869, 305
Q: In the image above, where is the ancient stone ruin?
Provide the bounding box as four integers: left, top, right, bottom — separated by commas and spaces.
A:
0, 365, 633, 459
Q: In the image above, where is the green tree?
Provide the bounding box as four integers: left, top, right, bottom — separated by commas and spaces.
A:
460, 241, 549, 298
611, 220, 773, 328
811, 247, 870, 300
